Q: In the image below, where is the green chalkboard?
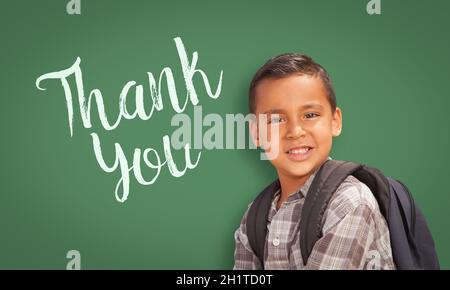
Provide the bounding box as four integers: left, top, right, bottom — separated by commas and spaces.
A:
1, 0, 449, 269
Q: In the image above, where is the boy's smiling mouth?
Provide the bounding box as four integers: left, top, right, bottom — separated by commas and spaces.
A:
286, 146, 314, 161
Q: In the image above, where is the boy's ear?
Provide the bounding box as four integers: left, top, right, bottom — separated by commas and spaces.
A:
249, 118, 260, 147
332, 107, 342, 137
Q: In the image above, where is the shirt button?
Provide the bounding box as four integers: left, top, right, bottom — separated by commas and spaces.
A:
272, 238, 280, 247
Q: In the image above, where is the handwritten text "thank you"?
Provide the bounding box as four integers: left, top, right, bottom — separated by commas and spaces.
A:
36, 37, 223, 202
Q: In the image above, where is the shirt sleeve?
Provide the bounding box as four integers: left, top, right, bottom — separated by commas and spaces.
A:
304, 203, 395, 270
233, 208, 263, 270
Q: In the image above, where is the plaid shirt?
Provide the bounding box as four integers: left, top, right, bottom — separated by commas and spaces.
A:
234, 170, 396, 270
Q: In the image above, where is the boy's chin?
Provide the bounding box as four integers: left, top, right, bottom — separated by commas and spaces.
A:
283, 168, 315, 179
277, 157, 327, 180
277, 163, 316, 179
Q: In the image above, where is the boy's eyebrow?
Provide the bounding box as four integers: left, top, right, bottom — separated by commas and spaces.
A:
301, 103, 324, 110
262, 103, 324, 115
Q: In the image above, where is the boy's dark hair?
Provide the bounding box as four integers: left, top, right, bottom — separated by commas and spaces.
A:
249, 53, 336, 113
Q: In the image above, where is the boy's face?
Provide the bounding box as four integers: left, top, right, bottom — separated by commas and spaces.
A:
251, 74, 342, 183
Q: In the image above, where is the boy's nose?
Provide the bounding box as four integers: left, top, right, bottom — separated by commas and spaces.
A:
286, 124, 306, 139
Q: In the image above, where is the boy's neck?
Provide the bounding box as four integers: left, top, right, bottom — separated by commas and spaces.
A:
276, 158, 330, 209
276, 173, 311, 209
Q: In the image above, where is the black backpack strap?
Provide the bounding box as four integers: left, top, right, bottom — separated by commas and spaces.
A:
299, 160, 363, 265
246, 179, 280, 268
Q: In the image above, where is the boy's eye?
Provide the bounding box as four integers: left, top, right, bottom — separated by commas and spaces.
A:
269, 116, 284, 124
304, 112, 319, 119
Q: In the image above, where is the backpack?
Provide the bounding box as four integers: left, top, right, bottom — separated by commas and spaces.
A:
246, 160, 440, 269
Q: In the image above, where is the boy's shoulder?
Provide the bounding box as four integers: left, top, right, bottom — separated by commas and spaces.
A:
333, 175, 379, 209
322, 174, 384, 232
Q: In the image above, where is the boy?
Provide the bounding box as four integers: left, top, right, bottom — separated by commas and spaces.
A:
234, 53, 395, 270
